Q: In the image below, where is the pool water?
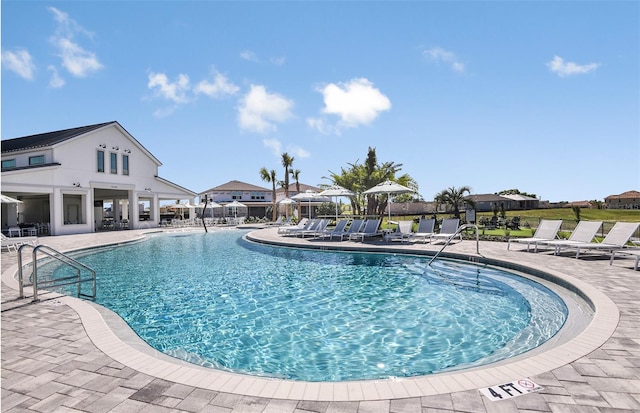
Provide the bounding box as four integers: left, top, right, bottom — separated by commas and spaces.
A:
43, 230, 567, 382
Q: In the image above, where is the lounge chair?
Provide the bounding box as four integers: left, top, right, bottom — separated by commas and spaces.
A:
431, 218, 462, 244
507, 219, 563, 252
610, 248, 640, 270
1, 233, 38, 253
320, 219, 350, 240
384, 220, 413, 243
297, 219, 330, 238
285, 219, 320, 236
410, 218, 435, 243
535, 221, 603, 255
349, 219, 381, 242
332, 219, 365, 241
278, 218, 309, 235
562, 221, 640, 259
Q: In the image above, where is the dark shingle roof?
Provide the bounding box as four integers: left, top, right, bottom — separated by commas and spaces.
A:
1, 121, 115, 153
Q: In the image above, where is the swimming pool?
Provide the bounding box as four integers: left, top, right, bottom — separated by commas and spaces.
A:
42, 229, 568, 382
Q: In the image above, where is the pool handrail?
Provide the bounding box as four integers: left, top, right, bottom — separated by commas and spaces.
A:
428, 223, 480, 266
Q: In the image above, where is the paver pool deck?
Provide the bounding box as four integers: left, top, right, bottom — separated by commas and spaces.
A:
2, 226, 639, 412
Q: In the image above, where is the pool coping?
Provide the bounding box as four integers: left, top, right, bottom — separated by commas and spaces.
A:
2, 227, 619, 402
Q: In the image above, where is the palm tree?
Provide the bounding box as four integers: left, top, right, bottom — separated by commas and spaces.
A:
259, 167, 278, 221
281, 153, 294, 199
291, 168, 302, 220
434, 186, 473, 219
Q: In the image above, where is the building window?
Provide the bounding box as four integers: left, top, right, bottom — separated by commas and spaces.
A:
97, 150, 105, 172
1, 159, 16, 168
110, 153, 117, 174
231, 191, 243, 200
29, 155, 45, 165
251, 191, 265, 200
122, 154, 129, 176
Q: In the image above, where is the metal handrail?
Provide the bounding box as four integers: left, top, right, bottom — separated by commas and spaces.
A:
428, 223, 480, 266
17, 244, 96, 302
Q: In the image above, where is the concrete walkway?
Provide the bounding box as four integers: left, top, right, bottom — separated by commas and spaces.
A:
2, 227, 639, 412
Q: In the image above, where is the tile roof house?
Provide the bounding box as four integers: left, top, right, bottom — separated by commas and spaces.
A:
604, 190, 640, 209
1, 121, 197, 235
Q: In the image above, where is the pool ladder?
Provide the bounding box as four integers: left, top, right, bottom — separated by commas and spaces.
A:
17, 244, 97, 302
428, 224, 480, 266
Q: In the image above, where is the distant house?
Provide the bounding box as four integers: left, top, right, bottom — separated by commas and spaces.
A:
564, 200, 597, 209
464, 194, 514, 212
501, 194, 540, 210
605, 190, 640, 209
1, 121, 196, 235
199, 180, 272, 218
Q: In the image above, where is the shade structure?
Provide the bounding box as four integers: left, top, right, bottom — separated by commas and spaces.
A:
1, 194, 23, 204
226, 200, 246, 218
291, 190, 330, 219
277, 197, 297, 219
363, 180, 414, 223
319, 185, 355, 221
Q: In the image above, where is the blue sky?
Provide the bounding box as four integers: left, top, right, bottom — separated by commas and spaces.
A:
2, 1, 638, 202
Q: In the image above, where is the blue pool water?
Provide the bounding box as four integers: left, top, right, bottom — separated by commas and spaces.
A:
43, 230, 567, 382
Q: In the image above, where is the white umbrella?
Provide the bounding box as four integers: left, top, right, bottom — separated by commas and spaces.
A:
278, 197, 297, 218
1, 194, 23, 204
363, 180, 414, 223
196, 201, 222, 218
291, 190, 330, 219
226, 200, 246, 219
319, 185, 355, 221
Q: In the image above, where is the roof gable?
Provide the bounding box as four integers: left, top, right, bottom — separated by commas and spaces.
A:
2, 122, 115, 153
605, 190, 640, 200
202, 180, 270, 193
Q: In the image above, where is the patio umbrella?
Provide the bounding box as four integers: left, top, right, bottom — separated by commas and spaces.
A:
319, 185, 355, 221
1, 194, 23, 204
291, 190, 330, 219
363, 180, 414, 223
278, 197, 297, 218
226, 200, 246, 219
196, 201, 222, 218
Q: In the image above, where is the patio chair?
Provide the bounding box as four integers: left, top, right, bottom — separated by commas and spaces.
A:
384, 220, 413, 243
535, 221, 603, 255
278, 218, 309, 234
430, 218, 462, 244
410, 218, 435, 243
332, 219, 365, 241
320, 219, 350, 240
285, 219, 320, 236
1, 233, 37, 254
297, 219, 330, 238
349, 219, 381, 242
563, 221, 640, 259
507, 219, 563, 252
610, 248, 640, 270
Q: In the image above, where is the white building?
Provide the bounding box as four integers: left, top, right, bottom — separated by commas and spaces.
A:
1, 121, 197, 235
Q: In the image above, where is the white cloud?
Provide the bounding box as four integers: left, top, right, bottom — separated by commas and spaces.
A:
262, 138, 282, 156
238, 85, 294, 133
240, 50, 259, 62
423, 47, 465, 73
1, 49, 35, 80
270, 56, 286, 66
47, 65, 65, 88
315, 78, 391, 130
306, 117, 339, 135
153, 106, 178, 118
194, 69, 239, 98
48, 7, 103, 78
147, 72, 191, 104
287, 144, 310, 159
547, 55, 600, 77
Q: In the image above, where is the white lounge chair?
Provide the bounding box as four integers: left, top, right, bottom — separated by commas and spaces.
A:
285, 219, 319, 236
1, 233, 38, 253
321, 219, 350, 240
278, 218, 309, 234
410, 218, 435, 243
297, 219, 330, 238
563, 221, 640, 259
507, 219, 563, 252
384, 220, 413, 243
332, 219, 365, 241
610, 248, 640, 270
535, 221, 603, 255
431, 218, 462, 244
349, 219, 381, 242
